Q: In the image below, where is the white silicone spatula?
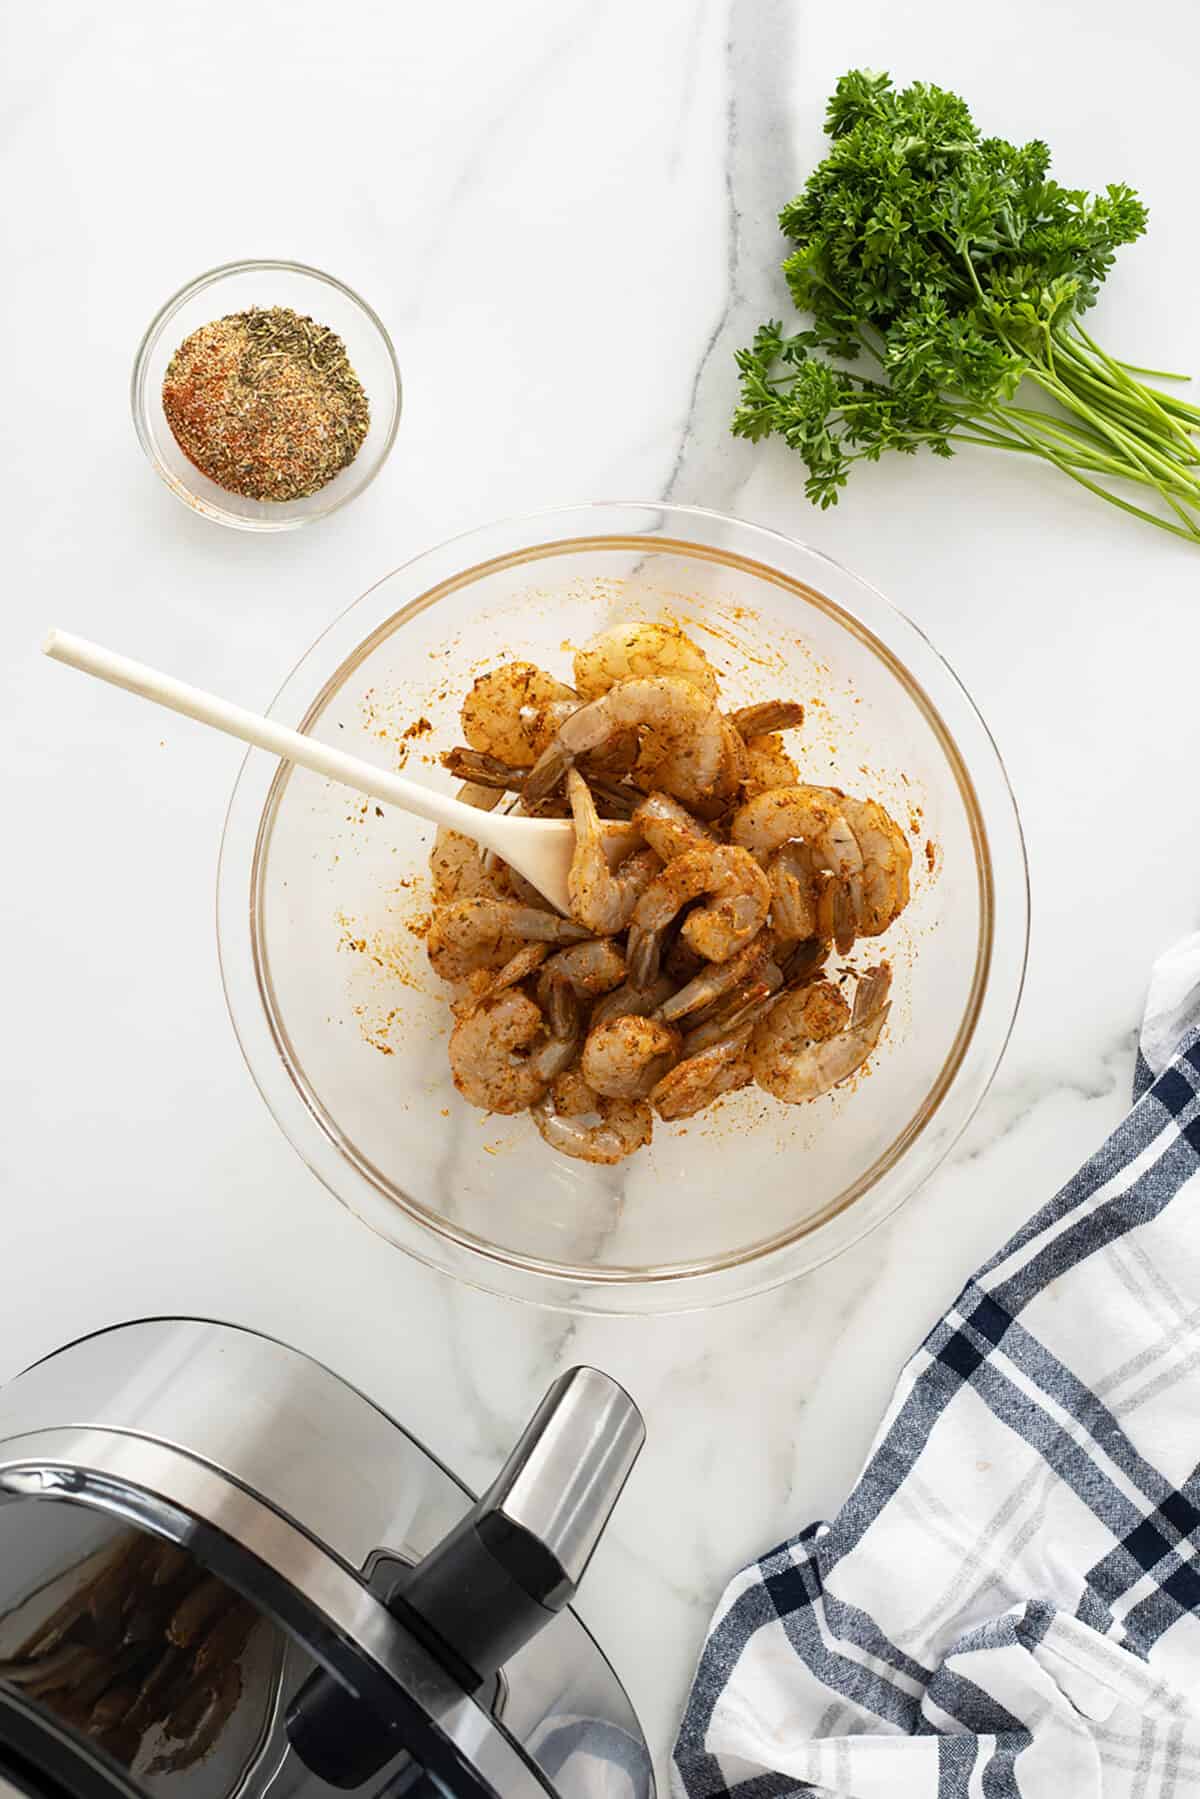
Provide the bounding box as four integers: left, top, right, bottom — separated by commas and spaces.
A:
43, 630, 635, 915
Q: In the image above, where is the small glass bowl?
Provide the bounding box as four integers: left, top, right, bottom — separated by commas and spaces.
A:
217, 503, 1029, 1313
130, 259, 401, 532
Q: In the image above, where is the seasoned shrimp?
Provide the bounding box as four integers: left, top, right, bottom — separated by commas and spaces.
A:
427, 899, 590, 982
657, 934, 774, 1023
588, 975, 675, 1030
440, 746, 528, 791
573, 620, 719, 701
445, 747, 641, 819
742, 734, 800, 798
451, 942, 550, 1019
535, 975, 584, 1081
779, 935, 832, 985
581, 1014, 682, 1100
627, 844, 770, 985
523, 676, 728, 811
462, 663, 576, 765
838, 796, 912, 935
662, 933, 707, 984
649, 1031, 753, 1121
430, 783, 501, 902
565, 769, 662, 935
536, 937, 628, 1004
448, 991, 554, 1114
762, 844, 839, 946
427, 628, 915, 1160
531, 1078, 653, 1164
654, 717, 745, 818
731, 785, 865, 953
730, 700, 805, 737
750, 967, 891, 1103
680, 974, 783, 1055
631, 791, 716, 863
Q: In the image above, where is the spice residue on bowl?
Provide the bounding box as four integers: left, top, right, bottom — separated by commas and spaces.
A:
161, 306, 369, 502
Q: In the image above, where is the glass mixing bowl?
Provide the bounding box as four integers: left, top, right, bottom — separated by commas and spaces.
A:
217, 503, 1028, 1311
131, 259, 401, 532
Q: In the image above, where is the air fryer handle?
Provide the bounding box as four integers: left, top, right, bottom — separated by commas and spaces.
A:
286, 1369, 644, 1787
392, 1367, 645, 1684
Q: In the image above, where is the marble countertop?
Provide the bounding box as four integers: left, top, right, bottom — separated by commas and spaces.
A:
4, 0, 1200, 1784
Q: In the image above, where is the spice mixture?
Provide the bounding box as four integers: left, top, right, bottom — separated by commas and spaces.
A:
161, 307, 370, 502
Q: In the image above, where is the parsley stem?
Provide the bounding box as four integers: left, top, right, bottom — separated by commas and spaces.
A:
987, 410, 1200, 498
1023, 363, 1200, 531
1116, 359, 1191, 383
1052, 331, 1200, 457
987, 406, 1200, 542
1065, 324, 1200, 447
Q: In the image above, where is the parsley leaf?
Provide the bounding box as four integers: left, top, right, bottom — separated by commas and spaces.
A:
736, 72, 1200, 543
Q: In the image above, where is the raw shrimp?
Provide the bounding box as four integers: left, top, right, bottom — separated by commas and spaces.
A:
588, 976, 675, 1031
729, 700, 805, 737
462, 663, 576, 765
448, 987, 578, 1114
838, 796, 912, 935
445, 748, 643, 818
565, 769, 661, 935
631, 791, 716, 863
451, 942, 551, 1018
767, 842, 819, 940
662, 933, 707, 984
779, 935, 832, 985
536, 937, 628, 1004
765, 843, 852, 947
581, 1014, 682, 1100
531, 1077, 653, 1164
750, 967, 891, 1103
430, 783, 501, 902
742, 734, 800, 798
523, 676, 728, 811
440, 747, 528, 791
656, 717, 744, 817
656, 935, 774, 1023
649, 1031, 753, 1121
731, 785, 865, 953
573, 620, 719, 701
426, 627, 913, 1161
680, 974, 783, 1056
536, 975, 585, 1081
546, 1067, 597, 1116
627, 844, 770, 985
427, 898, 590, 982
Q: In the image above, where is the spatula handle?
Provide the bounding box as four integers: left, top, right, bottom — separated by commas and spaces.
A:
43, 628, 480, 837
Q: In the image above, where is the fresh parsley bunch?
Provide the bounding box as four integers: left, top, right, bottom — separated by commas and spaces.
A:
735, 71, 1200, 542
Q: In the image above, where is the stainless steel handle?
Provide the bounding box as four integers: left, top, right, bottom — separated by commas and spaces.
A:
287, 1367, 646, 1780
484, 1367, 645, 1592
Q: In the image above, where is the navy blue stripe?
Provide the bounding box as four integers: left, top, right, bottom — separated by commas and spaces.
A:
927, 1650, 1031, 1799
1116, 1572, 1194, 1657
936, 1733, 977, 1797
820, 1356, 966, 1574
951, 1353, 1147, 1540
818, 1586, 934, 1687
974, 1304, 1174, 1510
758, 1544, 921, 1731
989, 1131, 1200, 1316
977, 1042, 1200, 1286
674, 1578, 783, 1799
752, 1532, 933, 1688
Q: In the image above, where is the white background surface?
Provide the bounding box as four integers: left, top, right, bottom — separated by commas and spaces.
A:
3, 0, 1200, 1785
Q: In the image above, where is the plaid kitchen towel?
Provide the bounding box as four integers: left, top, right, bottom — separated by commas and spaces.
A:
674, 934, 1200, 1799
